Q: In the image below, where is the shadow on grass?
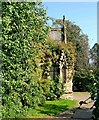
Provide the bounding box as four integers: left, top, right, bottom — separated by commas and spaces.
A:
36, 103, 68, 116
2, 100, 77, 119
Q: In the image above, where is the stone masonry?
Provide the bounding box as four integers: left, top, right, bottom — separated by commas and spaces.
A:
48, 16, 74, 99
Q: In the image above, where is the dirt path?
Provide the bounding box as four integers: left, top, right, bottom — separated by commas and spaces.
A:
72, 92, 94, 119
73, 92, 94, 108
58, 92, 94, 119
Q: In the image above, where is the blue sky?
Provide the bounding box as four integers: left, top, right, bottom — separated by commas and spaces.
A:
43, 2, 97, 48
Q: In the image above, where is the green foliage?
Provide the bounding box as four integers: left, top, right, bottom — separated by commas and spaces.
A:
46, 40, 75, 66
90, 84, 99, 120
90, 43, 99, 69
67, 21, 89, 91
87, 43, 99, 119
39, 77, 64, 100
73, 70, 96, 91
54, 77, 64, 99
86, 70, 99, 119
39, 79, 56, 100
2, 2, 48, 118
26, 99, 77, 118
75, 34, 89, 71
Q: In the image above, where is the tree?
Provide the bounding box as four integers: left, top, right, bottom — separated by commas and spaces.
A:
75, 34, 89, 71
52, 18, 89, 91
90, 43, 99, 70
53, 19, 89, 70
89, 43, 99, 84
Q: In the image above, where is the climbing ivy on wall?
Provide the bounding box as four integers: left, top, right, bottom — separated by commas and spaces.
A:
46, 40, 75, 65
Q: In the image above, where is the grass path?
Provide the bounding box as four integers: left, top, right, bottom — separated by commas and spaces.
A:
25, 99, 77, 118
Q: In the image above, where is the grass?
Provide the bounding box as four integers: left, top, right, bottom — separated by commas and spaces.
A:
25, 99, 77, 118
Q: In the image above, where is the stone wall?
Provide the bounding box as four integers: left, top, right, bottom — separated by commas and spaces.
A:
48, 28, 63, 42
59, 51, 74, 99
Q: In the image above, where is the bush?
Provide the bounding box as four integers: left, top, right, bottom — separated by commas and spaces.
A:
73, 70, 95, 92
91, 84, 99, 120
2, 2, 48, 118
86, 70, 99, 119
39, 77, 64, 100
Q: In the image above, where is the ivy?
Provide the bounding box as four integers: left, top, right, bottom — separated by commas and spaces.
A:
2, 2, 48, 118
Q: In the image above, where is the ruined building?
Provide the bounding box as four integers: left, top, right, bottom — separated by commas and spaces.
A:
48, 16, 74, 99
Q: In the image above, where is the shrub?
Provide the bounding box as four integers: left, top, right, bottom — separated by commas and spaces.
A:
39, 77, 64, 100
87, 70, 99, 119
73, 70, 96, 91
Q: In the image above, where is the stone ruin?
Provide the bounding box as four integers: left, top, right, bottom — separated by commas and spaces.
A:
48, 16, 73, 99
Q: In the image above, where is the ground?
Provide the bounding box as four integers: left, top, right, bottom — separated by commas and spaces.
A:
58, 92, 94, 119
73, 92, 94, 108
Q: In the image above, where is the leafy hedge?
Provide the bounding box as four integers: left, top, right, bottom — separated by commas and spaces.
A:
2, 2, 48, 118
